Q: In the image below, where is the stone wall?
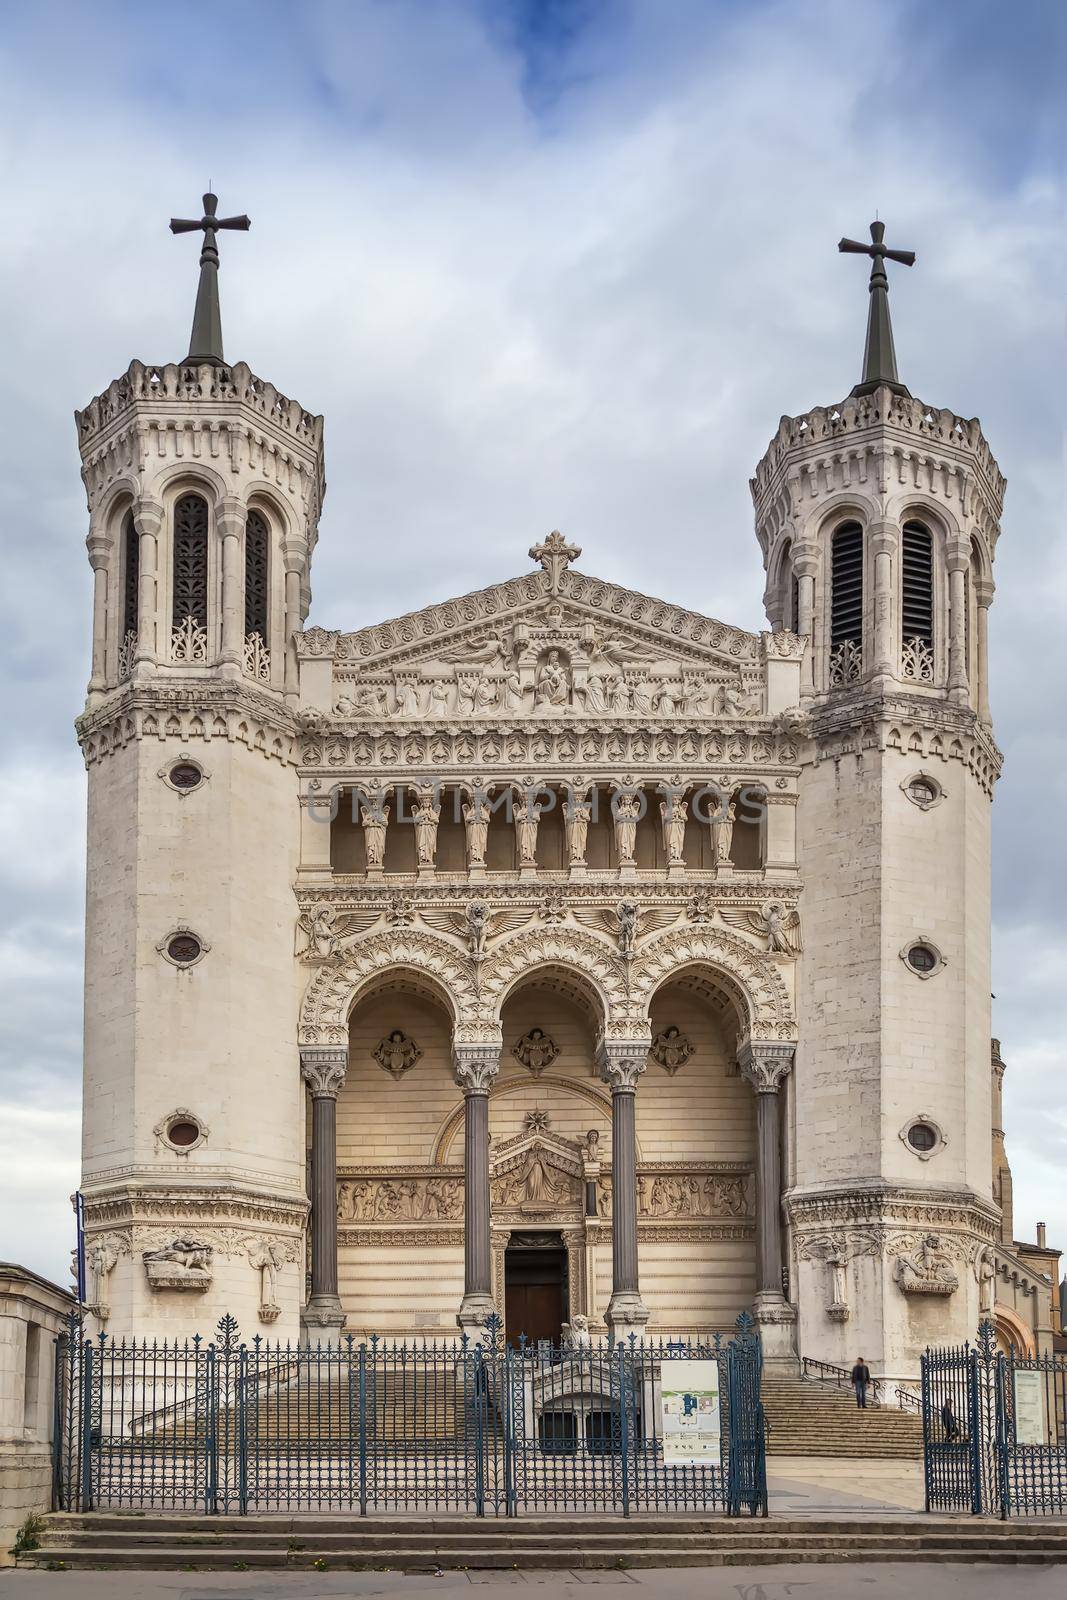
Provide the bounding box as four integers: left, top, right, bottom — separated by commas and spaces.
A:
0, 1265, 74, 1565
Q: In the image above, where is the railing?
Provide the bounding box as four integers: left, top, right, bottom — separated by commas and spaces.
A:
895, 1386, 922, 1414
801, 1357, 881, 1405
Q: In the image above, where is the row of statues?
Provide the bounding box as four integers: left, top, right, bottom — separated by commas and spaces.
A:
338, 789, 738, 874
334, 662, 762, 721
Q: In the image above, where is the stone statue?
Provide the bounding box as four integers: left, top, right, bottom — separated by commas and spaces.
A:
975, 1246, 996, 1316
87, 1238, 119, 1321
393, 679, 421, 717
513, 1028, 559, 1075
607, 673, 630, 713
247, 1239, 287, 1322
567, 1312, 592, 1349
653, 680, 676, 715
501, 669, 523, 712
712, 797, 737, 865
413, 794, 440, 867
360, 798, 389, 869
534, 650, 570, 708
630, 678, 655, 715
583, 673, 608, 714
473, 676, 498, 714
467, 901, 489, 962
515, 794, 540, 866
455, 674, 478, 716
427, 679, 451, 718
613, 793, 641, 865
659, 795, 688, 864
650, 1026, 693, 1074
463, 795, 491, 867
565, 792, 591, 865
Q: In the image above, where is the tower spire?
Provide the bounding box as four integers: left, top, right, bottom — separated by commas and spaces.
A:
838, 220, 915, 398
169, 191, 251, 365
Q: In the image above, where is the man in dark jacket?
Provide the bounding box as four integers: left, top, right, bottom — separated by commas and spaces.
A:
851, 1357, 872, 1408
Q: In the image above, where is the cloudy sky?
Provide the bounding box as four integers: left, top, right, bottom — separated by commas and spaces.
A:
0, 0, 1063, 1287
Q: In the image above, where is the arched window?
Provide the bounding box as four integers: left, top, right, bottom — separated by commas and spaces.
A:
900, 521, 934, 681
244, 509, 270, 681
118, 510, 139, 678
829, 522, 863, 684
171, 493, 209, 663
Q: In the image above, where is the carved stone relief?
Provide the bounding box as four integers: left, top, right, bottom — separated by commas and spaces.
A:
338, 1175, 464, 1223
649, 1027, 693, 1075
142, 1236, 214, 1292
512, 1028, 559, 1076
373, 1031, 422, 1080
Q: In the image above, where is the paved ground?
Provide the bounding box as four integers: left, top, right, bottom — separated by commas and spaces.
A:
767, 1457, 925, 1515
2, 1568, 1065, 1598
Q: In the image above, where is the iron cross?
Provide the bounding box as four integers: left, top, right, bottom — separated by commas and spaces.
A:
170, 191, 250, 262
838, 220, 915, 282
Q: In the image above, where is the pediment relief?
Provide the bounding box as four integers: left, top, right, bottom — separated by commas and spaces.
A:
490, 1133, 585, 1214
315, 589, 764, 725
299, 551, 761, 683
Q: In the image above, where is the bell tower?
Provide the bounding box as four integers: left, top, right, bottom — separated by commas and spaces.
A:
74, 195, 325, 1337
751, 223, 1005, 1375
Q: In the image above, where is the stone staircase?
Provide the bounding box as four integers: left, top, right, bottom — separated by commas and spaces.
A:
761, 1379, 924, 1458
18, 1511, 1067, 1570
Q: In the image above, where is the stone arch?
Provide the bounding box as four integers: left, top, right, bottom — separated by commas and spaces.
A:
298, 930, 480, 1048
631, 926, 795, 1040
994, 1302, 1036, 1359
432, 1072, 617, 1164
804, 492, 878, 544
480, 928, 625, 1028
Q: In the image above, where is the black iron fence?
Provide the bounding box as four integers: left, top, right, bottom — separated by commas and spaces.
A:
54, 1311, 766, 1518
921, 1320, 1067, 1518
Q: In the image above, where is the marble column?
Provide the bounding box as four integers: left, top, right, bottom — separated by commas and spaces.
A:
300, 1046, 348, 1341
946, 548, 970, 699
216, 496, 245, 678
86, 533, 109, 701
792, 542, 819, 694
283, 552, 304, 705
132, 496, 164, 675
454, 1042, 500, 1331
598, 1038, 651, 1342
738, 1041, 797, 1371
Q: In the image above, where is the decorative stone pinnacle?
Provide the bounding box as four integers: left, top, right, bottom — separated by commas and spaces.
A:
529, 530, 581, 594
170, 190, 251, 366
838, 220, 915, 399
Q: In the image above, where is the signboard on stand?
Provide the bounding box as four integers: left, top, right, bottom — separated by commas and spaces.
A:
660, 1358, 721, 1465
1013, 1369, 1046, 1445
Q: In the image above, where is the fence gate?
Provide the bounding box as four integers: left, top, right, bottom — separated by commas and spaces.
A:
921, 1320, 1067, 1518
54, 1311, 766, 1518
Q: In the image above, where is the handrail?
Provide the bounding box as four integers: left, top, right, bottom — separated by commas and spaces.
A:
801, 1356, 881, 1404
895, 1386, 921, 1413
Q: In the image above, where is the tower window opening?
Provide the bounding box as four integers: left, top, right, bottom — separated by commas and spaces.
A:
829, 522, 863, 685
119, 510, 139, 678
901, 521, 934, 681
244, 508, 271, 682
171, 493, 209, 663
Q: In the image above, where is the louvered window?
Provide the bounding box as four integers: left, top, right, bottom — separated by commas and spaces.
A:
790, 569, 800, 633
243, 509, 271, 682
118, 511, 139, 678
901, 521, 934, 681
829, 522, 863, 684
171, 493, 209, 663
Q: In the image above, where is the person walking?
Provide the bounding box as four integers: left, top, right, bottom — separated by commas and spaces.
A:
851, 1356, 872, 1409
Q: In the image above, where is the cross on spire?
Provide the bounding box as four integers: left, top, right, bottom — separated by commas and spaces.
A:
529, 530, 581, 594
838, 220, 915, 398
169, 191, 251, 366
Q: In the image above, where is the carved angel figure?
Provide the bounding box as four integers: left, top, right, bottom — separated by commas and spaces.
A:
893, 1234, 959, 1294
373, 1030, 422, 1080
721, 901, 801, 956
618, 900, 638, 961
247, 1239, 287, 1319
534, 650, 570, 708
512, 1027, 559, 1076
296, 905, 338, 961
650, 1026, 693, 1074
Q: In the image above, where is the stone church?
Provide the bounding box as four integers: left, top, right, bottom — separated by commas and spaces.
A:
71, 199, 1053, 1380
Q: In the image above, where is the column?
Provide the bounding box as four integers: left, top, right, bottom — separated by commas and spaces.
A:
738, 1041, 797, 1371
300, 1046, 348, 1341
283, 547, 305, 704
946, 547, 969, 699
598, 1038, 650, 1341
86, 534, 109, 700
217, 496, 245, 677
454, 1042, 500, 1330
869, 522, 897, 678
132, 496, 164, 674
974, 577, 994, 724
792, 541, 819, 694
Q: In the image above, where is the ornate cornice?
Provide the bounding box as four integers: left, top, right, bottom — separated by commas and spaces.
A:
787, 1183, 1000, 1240
82, 1184, 308, 1231
77, 680, 300, 767
802, 692, 1002, 793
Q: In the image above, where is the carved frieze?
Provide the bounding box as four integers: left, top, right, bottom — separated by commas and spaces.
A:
338, 1174, 463, 1222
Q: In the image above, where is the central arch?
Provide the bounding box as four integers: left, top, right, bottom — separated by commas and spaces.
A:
298, 929, 480, 1047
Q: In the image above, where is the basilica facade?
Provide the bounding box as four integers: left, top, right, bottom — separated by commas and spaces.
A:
72, 208, 1018, 1379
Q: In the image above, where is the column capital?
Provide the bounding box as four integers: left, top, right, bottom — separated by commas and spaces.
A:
867, 520, 898, 557
454, 1042, 500, 1095
216, 495, 246, 540
597, 1035, 651, 1093
300, 1045, 348, 1099
737, 1040, 795, 1095
132, 496, 165, 537
974, 576, 995, 608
